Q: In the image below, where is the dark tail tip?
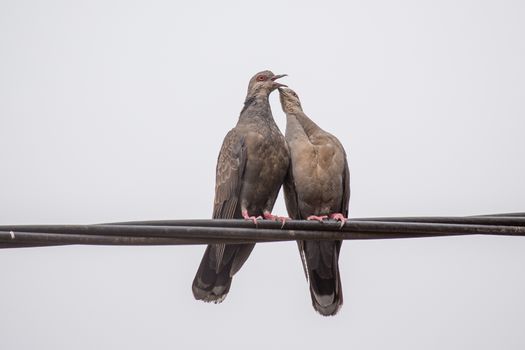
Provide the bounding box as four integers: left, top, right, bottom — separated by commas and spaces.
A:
192, 279, 230, 303
192, 245, 233, 303
312, 294, 343, 316
309, 263, 343, 316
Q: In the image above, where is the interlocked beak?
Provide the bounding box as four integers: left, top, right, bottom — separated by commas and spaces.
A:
271, 74, 288, 88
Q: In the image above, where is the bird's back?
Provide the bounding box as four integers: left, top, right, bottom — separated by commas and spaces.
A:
285, 113, 348, 218
194, 73, 290, 303
283, 108, 349, 316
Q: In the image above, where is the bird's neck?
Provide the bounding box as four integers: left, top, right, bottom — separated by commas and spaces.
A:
244, 92, 269, 105
290, 111, 320, 137
239, 94, 272, 121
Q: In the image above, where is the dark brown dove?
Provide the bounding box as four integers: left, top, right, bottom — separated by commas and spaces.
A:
279, 87, 350, 316
192, 71, 290, 303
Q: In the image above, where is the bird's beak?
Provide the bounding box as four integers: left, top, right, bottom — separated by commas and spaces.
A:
271, 74, 288, 88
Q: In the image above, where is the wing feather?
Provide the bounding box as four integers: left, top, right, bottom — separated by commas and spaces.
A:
210, 129, 247, 272
284, 164, 310, 281
212, 129, 247, 219
341, 156, 350, 218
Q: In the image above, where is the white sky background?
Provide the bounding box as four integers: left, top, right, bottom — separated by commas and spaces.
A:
1, 0, 525, 349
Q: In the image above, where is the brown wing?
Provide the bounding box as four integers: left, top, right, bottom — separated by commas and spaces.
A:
283, 161, 301, 220
210, 128, 248, 272
341, 156, 350, 218
213, 128, 247, 219
283, 163, 310, 280
330, 135, 349, 258
325, 133, 350, 217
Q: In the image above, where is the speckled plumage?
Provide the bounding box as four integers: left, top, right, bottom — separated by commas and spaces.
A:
192, 71, 289, 303
279, 87, 350, 316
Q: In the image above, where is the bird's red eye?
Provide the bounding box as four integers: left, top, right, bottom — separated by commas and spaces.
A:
256, 75, 266, 81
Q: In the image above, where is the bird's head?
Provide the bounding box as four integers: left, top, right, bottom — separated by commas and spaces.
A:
246, 70, 287, 98
278, 87, 303, 114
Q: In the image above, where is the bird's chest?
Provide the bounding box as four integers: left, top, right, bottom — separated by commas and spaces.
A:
240, 128, 288, 207
290, 141, 344, 212
245, 126, 287, 166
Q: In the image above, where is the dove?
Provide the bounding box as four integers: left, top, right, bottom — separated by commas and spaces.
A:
192, 71, 290, 303
279, 87, 350, 316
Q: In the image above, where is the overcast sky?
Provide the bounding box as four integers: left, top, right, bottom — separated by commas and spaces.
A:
1, 0, 525, 349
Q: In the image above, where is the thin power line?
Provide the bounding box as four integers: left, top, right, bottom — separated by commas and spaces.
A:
0, 212, 524, 249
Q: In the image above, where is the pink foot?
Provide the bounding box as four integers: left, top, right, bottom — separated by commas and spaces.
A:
307, 215, 328, 222
263, 212, 289, 228
329, 213, 347, 228
242, 210, 262, 226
